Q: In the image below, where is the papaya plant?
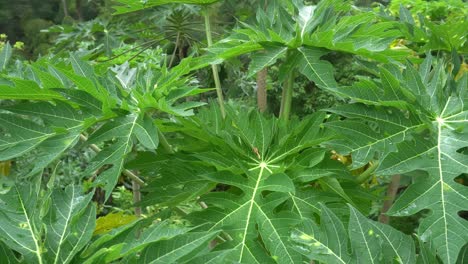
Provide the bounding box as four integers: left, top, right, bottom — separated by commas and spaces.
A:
0, 53, 208, 194
0, 0, 467, 263
128, 103, 378, 262
324, 55, 468, 264
292, 204, 417, 264
113, 0, 227, 117
0, 176, 216, 263
391, 4, 468, 54
204, 0, 412, 120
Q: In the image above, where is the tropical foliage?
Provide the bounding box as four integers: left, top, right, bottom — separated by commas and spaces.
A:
0, 0, 466, 263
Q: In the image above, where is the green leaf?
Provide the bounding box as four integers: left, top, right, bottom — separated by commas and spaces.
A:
139, 231, 220, 263
70, 53, 95, 79
44, 186, 96, 264
82, 220, 190, 263
292, 204, 416, 264
0, 183, 43, 263
128, 153, 216, 207
325, 104, 424, 168
210, 41, 264, 61
297, 46, 338, 91
0, 182, 96, 264
328, 58, 468, 263
399, 4, 415, 25
0, 79, 63, 100
134, 115, 159, 149
32, 66, 65, 89
2, 101, 89, 175
188, 165, 302, 263
54, 67, 108, 104
136, 105, 334, 262
83, 115, 140, 198
112, 0, 220, 15
297, 5, 317, 39
318, 177, 358, 209
286, 188, 344, 218
53, 88, 103, 115
348, 206, 416, 264
416, 236, 439, 264
0, 113, 56, 160
0, 241, 19, 264
380, 67, 416, 103
378, 135, 468, 264
292, 209, 350, 264
1, 52, 207, 201
0, 42, 12, 71
456, 245, 468, 264
248, 43, 288, 77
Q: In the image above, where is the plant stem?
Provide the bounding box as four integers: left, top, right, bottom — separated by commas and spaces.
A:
168, 32, 180, 68
355, 161, 379, 184
379, 174, 401, 224
79, 134, 145, 186
256, 67, 268, 113
158, 130, 174, 154
132, 179, 142, 217
203, 6, 226, 118
279, 67, 295, 121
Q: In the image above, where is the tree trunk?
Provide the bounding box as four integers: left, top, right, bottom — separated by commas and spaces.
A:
132, 180, 142, 217
379, 174, 401, 224
76, 0, 83, 21
61, 0, 69, 17
256, 68, 267, 113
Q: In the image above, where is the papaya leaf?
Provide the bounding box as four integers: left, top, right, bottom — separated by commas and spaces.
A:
0, 182, 96, 264
128, 104, 355, 262
0, 42, 12, 71
0, 54, 206, 199
112, 0, 220, 15
326, 56, 468, 263
292, 204, 417, 264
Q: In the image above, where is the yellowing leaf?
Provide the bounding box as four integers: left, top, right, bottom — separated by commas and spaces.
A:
455, 63, 468, 81
0, 161, 11, 176
94, 212, 138, 235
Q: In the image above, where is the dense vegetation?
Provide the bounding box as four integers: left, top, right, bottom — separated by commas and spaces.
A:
0, 0, 467, 263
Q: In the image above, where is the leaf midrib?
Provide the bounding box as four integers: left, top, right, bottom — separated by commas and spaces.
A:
238, 166, 265, 262
15, 186, 43, 264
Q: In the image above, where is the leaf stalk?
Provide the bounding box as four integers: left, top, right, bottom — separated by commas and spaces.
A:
355, 160, 379, 184
203, 5, 226, 118
279, 64, 295, 121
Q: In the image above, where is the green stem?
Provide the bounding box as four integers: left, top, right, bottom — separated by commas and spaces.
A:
279, 68, 295, 121
355, 161, 379, 184
168, 32, 180, 68
158, 130, 174, 154
203, 6, 226, 118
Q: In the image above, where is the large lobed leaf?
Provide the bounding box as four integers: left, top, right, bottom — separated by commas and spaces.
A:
326, 56, 468, 263
206, 0, 408, 83
128, 104, 369, 262
0, 179, 214, 263
0, 55, 205, 198
112, 0, 220, 15
0, 180, 96, 264
292, 204, 416, 264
